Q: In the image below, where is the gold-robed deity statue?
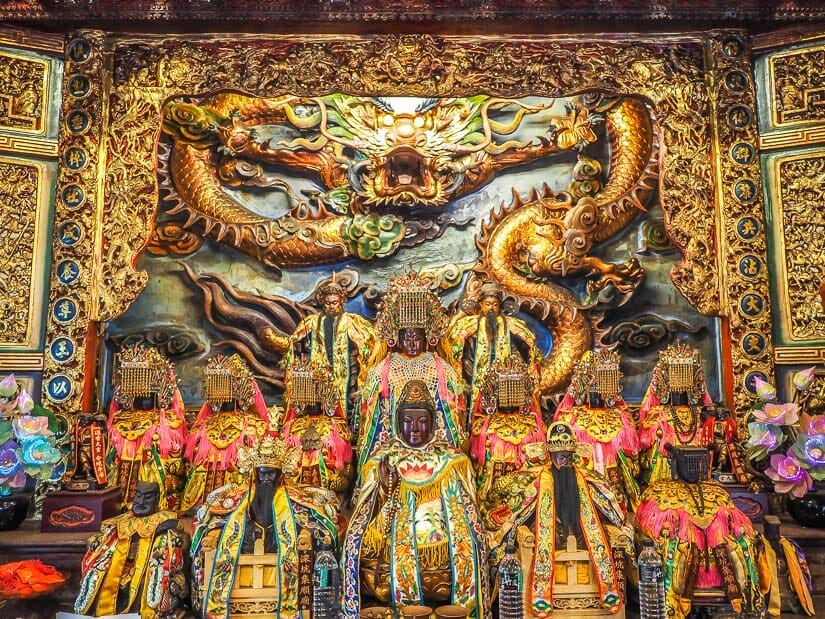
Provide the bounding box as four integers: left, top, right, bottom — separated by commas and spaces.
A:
554, 349, 641, 509
282, 277, 376, 430
484, 421, 633, 618
65, 412, 109, 491
181, 353, 270, 512
107, 343, 187, 509
343, 380, 490, 618
638, 343, 714, 483
281, 355, 354, 499
357, 268, 465, 477
469, 355, 547, 504
191, 434, 341, 619
75, 473, 190, 618
636, 446, 771, 619
443, 282, 542, 416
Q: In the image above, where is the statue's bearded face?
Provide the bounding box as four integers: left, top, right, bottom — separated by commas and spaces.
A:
479, 296, 501, 316
132, 481, 161, 517
322, 293, 344, 316
399, 406, 433, 447
551, 450, 574, 469
398, 327, 426, 357
255, 466, 282, 488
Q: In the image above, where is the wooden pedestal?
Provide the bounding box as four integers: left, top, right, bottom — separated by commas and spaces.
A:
41, 486, 122, 533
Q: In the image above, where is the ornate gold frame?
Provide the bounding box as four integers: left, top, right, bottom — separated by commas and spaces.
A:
42, 31, 774, 425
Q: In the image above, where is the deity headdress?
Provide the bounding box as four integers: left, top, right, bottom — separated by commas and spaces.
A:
286, 355, 340, 416
568, 348, 623, 407
477, 355, 535, 414
203, 353, 257, 411
397, 380, 436, 415
112, 344, 178, 410
315, 273, 347, 305
375, 268, 447, 346
237, 434, 300, 477
547, 421, 577, 454
651, 342, 707, 404
478, 281, 503, 302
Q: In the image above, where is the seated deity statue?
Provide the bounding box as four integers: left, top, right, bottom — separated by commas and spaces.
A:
636, 445, 771, 619
554, 349, 641, 509
343, 380, 490, 619
271, 276, 376, 431
191, 434, 341, 619
75, 476, 190, 618
181, 353, 270, 512
281, 356, 354, 499
443, 282, 542, 415
358, 269, 465, 478
107, 343, 187, 510
468, 355, 546, 504
638, 342, 714, 484
484, 422, 633, 617
65, 412, 109, 491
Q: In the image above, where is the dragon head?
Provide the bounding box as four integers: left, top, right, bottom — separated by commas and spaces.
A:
279, 95, 550, 210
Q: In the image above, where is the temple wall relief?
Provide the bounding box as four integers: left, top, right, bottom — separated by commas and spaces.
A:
25, 30, 779, 433
754, 30, 825, 402
0, 27, 63, 397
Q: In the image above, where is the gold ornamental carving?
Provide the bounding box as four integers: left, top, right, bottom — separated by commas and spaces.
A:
771, 152, 825, 341
0, 156, 49, 348
0, 50, 48, 135
105, 33, 718, 321
42, 30, 106, 412
769, 45, 825, 127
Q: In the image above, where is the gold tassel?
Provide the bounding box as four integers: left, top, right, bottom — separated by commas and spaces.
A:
417, 539, 450, 570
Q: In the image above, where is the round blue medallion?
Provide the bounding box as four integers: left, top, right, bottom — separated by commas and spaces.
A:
745, 371, 769, 394
49, 337, 76, 363
46, 375, 74, 402
728, 106, 752, 129
741, 332, 767, 357
52, 297, 78, 324
736, 216, 760, 240
56, 259, 81, 285
738, 255, 762, 279
730, 143, 755, 166
739, 293, 765, 317
58, 221, 83, 247
61, 184, 86, 210
67, 39, 92, 63
67, 75, 90, 98
63, 147, 87, 170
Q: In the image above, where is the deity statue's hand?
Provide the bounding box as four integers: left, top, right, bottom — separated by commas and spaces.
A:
377, 456, 395, 502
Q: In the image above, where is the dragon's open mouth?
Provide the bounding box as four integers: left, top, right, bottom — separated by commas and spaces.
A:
385, 146, 426, 190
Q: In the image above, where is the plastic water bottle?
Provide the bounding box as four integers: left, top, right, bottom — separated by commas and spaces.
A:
498, 538, 524, 619
638, 540, 666, 619
312, 538, 341, 619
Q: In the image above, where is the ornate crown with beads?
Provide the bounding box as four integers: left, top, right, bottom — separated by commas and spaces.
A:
651, 342, 706, 402
286, 355, 340, 415
203, 353, 256, 409
478, 355, 534, 413
237, 435, 300, 477
547, 421, 577, 453
112, 344, 177, 409
569, 349, 623, 406
375, 267, 447, 345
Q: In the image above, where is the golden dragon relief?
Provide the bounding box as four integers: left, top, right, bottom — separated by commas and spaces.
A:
154, 89, 659, 393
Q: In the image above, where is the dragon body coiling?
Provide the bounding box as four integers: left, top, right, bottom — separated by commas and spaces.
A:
157, 91, 659, 395
476, 96, 660, 393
